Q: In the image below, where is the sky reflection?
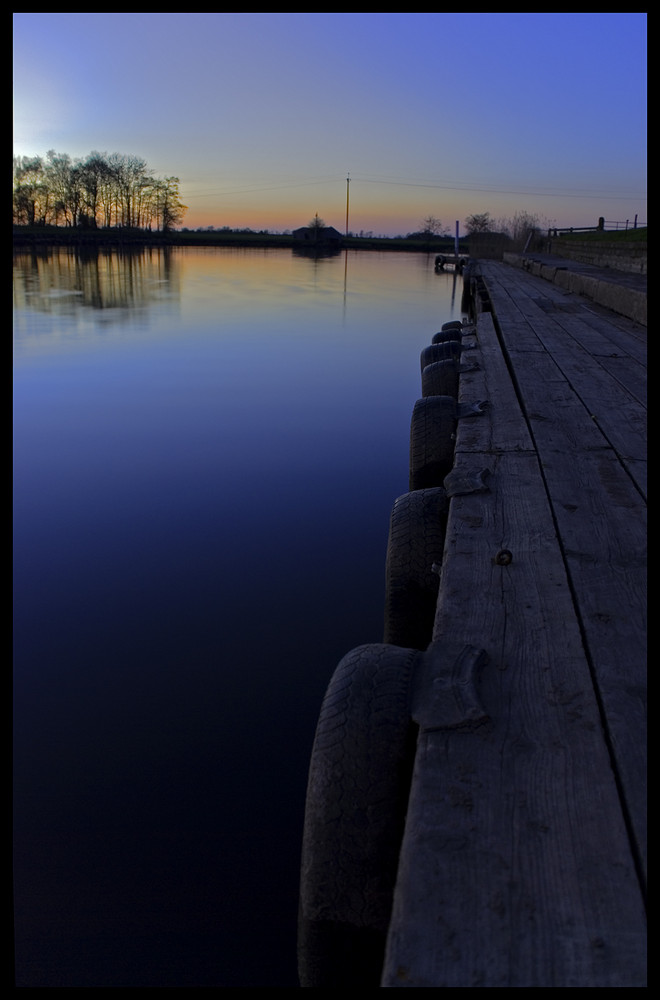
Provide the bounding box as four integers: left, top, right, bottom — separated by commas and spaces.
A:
13, 246, 466, 986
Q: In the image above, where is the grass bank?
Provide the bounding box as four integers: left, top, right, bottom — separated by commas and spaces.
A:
554, 227, 647, 243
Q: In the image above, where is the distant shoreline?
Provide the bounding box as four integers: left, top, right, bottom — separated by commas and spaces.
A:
15, 224, 645, 257
12, 225, 466, 254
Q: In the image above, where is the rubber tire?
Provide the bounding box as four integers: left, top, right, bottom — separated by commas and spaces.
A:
420, 341, 462, 372
431, 329, 462, 345
441, 320, 463, 331
409, 396, 457, 490
384, 488, 449, 650
298, 642, 422, 988
421, 359, 459, 399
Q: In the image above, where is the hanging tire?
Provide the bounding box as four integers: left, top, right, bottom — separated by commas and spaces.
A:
421, 359, 459, 399
409, 396, 457, 490
441, 320, 463, 331
431, 329, 462, 345
384, 488, 449, 650
298, 642, 422, 987
420, 341, 462, 372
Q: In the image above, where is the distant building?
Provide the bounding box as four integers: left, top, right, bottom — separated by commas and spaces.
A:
292, 225, 343, 246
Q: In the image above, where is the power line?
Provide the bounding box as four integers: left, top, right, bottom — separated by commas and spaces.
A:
347, 175, 647, 201
183, 173, 646, 203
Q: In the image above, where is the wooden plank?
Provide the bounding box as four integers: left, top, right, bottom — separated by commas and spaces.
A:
482, 261, 647, 366
533, 446, 647, 874
596, 356, 647, 410
574, 312, 647, 363
507, 341, 647, 500
383, 452, 646, 987
382, 306, 646, 987
487, 266, 645, 378
487, 266, 647, 407
455, 312, 533, 455
465, 304, 647, 874
481, 265, 647, 498
474, 281, 647, 869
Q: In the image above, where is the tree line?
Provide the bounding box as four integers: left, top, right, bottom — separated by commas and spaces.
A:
13, 150, 187, 232
414, 211, 549, 242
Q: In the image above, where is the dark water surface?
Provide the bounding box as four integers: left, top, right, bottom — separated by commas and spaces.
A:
13, 245, 466, 987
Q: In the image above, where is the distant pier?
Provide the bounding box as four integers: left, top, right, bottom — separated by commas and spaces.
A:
434, 252, 468, 271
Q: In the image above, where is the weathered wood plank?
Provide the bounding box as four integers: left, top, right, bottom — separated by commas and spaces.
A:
454, 311, 533, 455
482, 265, 647, 497
464, 302, 646, 874
473, 279, 647, 871
596, 355, 647, 410
383, 452, 646, 987
482, 262, 646, 367
482, 262, 646, 369
506, 266, 647, 359
533, 445, 647, 873
382, 298, 646, 987
574, 311, 647, 364
508, 341, 647, 499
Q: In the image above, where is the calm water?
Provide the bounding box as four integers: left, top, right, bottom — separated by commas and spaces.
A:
13, 245, 467, 987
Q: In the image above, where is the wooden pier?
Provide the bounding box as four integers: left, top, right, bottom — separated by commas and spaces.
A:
382, 258, 647, 986
299, 253, 646, 987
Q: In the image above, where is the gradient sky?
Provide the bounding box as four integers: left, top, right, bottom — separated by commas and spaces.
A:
13, 12, 647, 236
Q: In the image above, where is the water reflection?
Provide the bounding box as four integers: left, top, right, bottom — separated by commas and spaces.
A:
13, 246, 467, 987
13, 245, 181, 318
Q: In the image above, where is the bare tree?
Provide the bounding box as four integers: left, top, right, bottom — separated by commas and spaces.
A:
420, 215, 446, 237
13, 156, 47, 225
493, 210, 550, 250
13, 148, 188, 231
465, 212, 492, 234
77, 152, 111, 228
153, 177, 187, 232
109, 153, 152, 227
44, 151, 77, 226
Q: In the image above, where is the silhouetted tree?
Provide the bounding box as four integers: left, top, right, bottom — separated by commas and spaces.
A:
13, 156, 47, 225
420, 215, 447, 237
77, 152, 111, 228
153, 177, 187, 232
44, 151, 79, 226
493, 210, 548, 250
465, 212, 492, 234
13, 148, 188, 230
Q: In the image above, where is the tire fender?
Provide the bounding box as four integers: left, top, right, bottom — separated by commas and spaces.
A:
384, 488, 449, 650
421, 358, 459, 399
298, 642, 422, 987
409, 396, 457, 491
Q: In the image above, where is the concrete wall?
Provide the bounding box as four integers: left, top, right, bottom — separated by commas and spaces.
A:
545, 237, 646, 274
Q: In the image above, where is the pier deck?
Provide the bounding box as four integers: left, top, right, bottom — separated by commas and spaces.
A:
382, 258, 646, 986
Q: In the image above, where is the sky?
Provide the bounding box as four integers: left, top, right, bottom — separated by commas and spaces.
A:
13, 13, 647, 236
